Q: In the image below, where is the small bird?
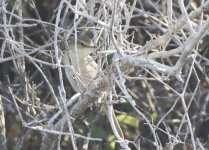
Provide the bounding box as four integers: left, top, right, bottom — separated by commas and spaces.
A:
63, 32, 98, 92
63, 31, 124, 139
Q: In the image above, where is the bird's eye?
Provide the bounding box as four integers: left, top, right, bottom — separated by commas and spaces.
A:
80, 41, 85, 47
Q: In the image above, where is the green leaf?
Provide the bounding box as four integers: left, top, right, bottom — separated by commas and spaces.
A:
151, 112, 158, 121
116, 114, 139, 128
108, 135, 115, 150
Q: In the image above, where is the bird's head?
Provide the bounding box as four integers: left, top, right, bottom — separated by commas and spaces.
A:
69, 31, 97, 58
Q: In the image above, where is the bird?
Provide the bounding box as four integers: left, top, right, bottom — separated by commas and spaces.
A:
63, 31, 124, 139
63, 32, 98, 92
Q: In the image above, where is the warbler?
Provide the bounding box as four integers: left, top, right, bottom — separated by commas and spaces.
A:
63, 32, 98, 92
63, 31, 124, 139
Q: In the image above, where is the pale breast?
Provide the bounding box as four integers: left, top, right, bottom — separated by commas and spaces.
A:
63, 51, 98, 92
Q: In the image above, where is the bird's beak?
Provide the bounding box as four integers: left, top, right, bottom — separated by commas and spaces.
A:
88, 40, 97, 49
